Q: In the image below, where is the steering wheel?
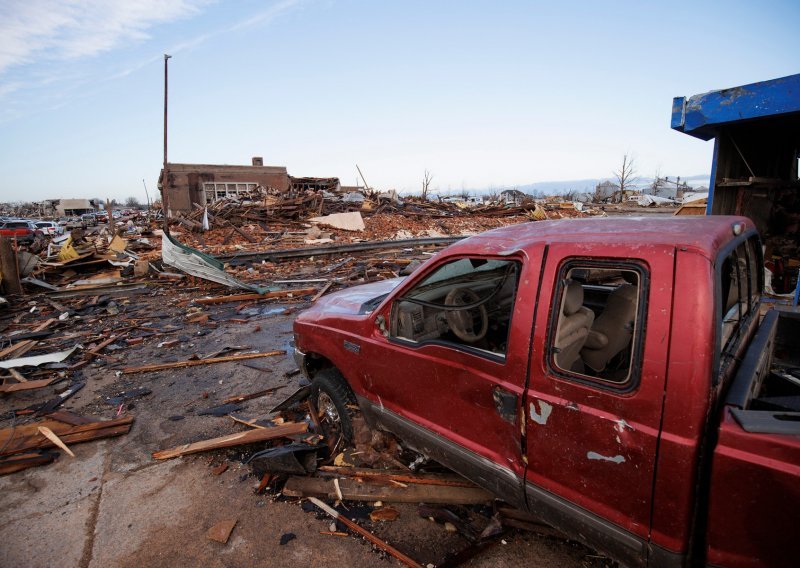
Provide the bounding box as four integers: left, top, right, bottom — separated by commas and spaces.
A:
444, 287, 489, 343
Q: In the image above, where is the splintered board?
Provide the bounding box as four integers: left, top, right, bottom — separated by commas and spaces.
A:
0, 416, 134, 457
152, 422, 308, 460
283, 475, 493, 504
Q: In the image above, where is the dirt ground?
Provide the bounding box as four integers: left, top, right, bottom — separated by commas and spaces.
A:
0, 295, 605, 567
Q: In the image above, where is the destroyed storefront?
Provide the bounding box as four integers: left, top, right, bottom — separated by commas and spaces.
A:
158, 157, 291, 213
672, 73, 800, 301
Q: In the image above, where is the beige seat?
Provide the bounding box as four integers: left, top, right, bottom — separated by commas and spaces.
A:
581, 284, 638, 373
554, 280, 595, 371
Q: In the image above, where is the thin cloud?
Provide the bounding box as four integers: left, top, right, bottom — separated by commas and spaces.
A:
0, 0, 206, 74
105, 0, 303, 81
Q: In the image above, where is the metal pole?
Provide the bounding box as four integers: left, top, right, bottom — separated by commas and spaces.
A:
142, 179, 151, 219
161, 54, 172, 227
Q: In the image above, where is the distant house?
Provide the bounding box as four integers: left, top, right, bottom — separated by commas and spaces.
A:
500, 189, 527, 205
47, 198, 98, 217
594, 181, 620, 202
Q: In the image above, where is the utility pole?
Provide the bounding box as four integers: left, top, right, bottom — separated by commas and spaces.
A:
161, 54, 172, 227
142, 179, 151, 214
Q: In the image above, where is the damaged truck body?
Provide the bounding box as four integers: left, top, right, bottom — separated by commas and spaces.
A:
293, 216, 799, 567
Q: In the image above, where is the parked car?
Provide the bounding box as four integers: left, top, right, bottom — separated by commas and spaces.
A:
0, 220, 44, 242
94, 211, 108, 223
34, 220, 64, 236
292, 216, 799, 567
62, 216, 86, 230
81, 213, 97, 226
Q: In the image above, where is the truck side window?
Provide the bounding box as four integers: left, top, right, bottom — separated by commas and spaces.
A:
719, 237, 762, 354
390, 258, 520, 358
550, 264, 645, 386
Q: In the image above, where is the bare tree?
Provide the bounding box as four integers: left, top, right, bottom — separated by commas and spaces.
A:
614, 154, 638, 203
421, 170, 434, 200
125, 196, 141, 209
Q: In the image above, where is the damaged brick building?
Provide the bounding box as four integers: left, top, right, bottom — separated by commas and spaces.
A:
158, 157, 344, 214
158, 157, 291, 213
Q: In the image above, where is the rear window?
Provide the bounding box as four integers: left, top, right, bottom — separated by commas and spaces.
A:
548, 261, 648, 390
718, 235, 762, 372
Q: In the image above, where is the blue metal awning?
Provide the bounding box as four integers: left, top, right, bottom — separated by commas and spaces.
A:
671, 73, 800, 140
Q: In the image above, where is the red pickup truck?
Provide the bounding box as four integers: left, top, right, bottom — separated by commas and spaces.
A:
293, 216, 799, 567
0, 220, 44, 242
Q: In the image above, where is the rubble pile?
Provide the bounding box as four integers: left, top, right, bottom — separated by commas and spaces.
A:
0, 189, 613, 566
167, 186, 598, 256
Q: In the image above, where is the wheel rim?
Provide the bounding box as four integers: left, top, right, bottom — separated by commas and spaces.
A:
317, 391, 344, 449
318, 391, 339, 423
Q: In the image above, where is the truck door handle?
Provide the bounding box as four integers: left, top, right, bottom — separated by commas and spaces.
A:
493, 387, 517, 424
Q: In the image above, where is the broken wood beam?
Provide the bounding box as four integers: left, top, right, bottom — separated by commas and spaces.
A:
317, 466, 477, 487
122, 350, 286, 374
194, 288, 318, 305
0, 378, 56, 394
308, 497, 424, 568
0, 451, 58, 475
223, 386, 282, 404
152, 421, 308, 460
312, 282, 333, 302
0, 415, 133, 457
284, 475, 493, 504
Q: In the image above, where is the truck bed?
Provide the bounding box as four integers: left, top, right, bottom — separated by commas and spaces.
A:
726, 308, 800, 434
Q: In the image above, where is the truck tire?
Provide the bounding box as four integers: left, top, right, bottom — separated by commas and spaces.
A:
311, 368, 357, 449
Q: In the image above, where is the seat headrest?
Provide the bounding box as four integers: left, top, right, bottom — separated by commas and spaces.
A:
563, 280, 584, 315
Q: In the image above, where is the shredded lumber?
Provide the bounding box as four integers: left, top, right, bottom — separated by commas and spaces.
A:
0, 415, 133, 457
0, 451, 58, 475
37, 426, 75, 457
284, 475, 493, 504
223, 386, 281, 404
317, 466, 478, 487
194, 288, 318, 305
0, 378, 56, 393
308, 497, 423, 568
152, 421, 308, 459
122, 350, 285, 374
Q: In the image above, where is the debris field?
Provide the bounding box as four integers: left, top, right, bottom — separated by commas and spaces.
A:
0, 188, 613, 567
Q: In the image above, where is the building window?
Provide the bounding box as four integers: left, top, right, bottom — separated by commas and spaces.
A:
390, 258, 520, 359
549, 262, 647, 388
203, 182, 258, 203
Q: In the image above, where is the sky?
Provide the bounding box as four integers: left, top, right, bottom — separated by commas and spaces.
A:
0, 0, 798, 203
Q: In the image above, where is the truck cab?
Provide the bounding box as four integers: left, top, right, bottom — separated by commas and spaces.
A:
293, 216, 799, 566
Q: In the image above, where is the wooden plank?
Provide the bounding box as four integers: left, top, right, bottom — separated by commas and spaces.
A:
152, 421, 308, 460
193, 288, 317, 305
317, 466, 477, 487
311, 281, 333, 302
38, 426, 75, 456
0, 378, 56, 393
309, 497, 424, 568
0, 416, 134, 457
122, 350, 285, 374
283, 476, 493, 504
7, 368, 28, 382
0, 318, 57, 361
46, 411, 101, 426
222, 386, 281, 404
0, 451, 58, 475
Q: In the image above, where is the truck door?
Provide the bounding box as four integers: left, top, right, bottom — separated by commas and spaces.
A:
361, 250, 542, 507
523, 244, 673, 565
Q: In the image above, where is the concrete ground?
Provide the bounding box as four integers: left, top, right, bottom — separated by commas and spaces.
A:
0, 302, 604, 567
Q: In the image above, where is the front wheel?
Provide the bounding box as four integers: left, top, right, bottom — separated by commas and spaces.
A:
310, 369, 357, 451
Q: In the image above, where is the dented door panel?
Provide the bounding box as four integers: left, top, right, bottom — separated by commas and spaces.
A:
524, 242, 674, 552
